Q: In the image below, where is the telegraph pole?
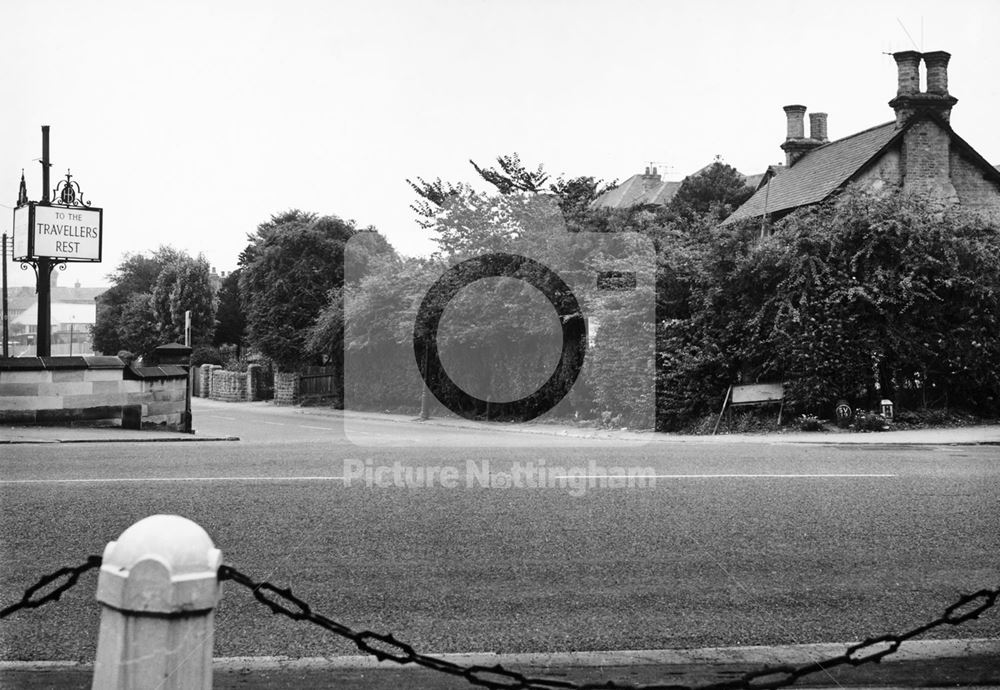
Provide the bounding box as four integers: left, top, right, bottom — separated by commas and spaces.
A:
2, 232, 8, 358
36, 126, 52, 357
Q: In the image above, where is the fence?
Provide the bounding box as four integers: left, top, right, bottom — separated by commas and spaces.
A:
2, 514, 997, 689
298, 365, 339, 403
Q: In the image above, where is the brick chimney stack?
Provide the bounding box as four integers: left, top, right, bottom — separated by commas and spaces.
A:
781, 105, 825, 166
923, 51, 951, 95
889, 50, 957, 126
892, 50, 960, 205
809, 112, 828, 142
784, 105, 806, 139
893, 50, 921, 97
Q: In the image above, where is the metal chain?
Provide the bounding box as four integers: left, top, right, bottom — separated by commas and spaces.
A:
0, 556, 103, 619
219, 565, 997, 690
2, 557, 995, 688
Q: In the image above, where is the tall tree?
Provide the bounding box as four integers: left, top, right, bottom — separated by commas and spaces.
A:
93, 246, 183, 357
213, 268, 246, 351
407, 153, 614, 241
239, 211, 392, 371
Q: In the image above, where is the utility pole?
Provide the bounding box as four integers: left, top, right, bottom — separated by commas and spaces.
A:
36, 126, 52, 357
2, 232, 8, 358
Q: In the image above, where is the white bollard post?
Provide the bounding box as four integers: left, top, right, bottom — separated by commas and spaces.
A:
92, 515, 222, 689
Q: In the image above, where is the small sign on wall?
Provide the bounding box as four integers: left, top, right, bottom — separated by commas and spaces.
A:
12, 202, 103, 262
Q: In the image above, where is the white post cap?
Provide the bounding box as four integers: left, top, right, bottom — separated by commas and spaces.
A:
96, 514, 222, 614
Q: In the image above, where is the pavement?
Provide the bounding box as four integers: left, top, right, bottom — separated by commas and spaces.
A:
3, 402, 998, 688
1, 638, 998, 689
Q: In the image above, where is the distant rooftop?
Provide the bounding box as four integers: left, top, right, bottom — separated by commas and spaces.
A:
592, 163, 764, 210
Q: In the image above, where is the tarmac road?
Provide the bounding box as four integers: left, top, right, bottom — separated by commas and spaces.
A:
2, 400, 997, 672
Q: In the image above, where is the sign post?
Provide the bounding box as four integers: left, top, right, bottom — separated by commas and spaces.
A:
12, 126, 103, 357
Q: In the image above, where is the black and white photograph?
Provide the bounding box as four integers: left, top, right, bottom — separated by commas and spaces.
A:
1, 1, 998, 688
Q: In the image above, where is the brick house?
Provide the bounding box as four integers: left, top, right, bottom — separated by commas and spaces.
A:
724, 50, 1000, 225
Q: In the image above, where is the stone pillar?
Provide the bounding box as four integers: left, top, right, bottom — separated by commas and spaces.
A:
208, 365, 222, 399
92, 515, 222, 689
246, 364, 261, 402
274, 371, 300, 406
199, 364, 213, 398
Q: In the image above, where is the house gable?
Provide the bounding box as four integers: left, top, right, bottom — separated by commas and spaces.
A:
724, 51, 1000, 226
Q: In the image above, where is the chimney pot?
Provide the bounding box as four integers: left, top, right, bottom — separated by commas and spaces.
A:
783, 104, 807, 140
923, 51, 951, 95
893, 50, 922, 97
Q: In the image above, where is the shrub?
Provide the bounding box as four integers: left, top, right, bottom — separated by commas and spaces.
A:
190, 345, 224, 367
797, 414, 824, 431
853, 411, 891, 432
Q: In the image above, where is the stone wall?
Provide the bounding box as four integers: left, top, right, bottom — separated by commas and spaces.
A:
209, 369, 248, 402
0, 356, 188, 430
274, 371, 300, 406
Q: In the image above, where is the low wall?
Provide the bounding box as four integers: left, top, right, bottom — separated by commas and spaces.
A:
209, 369, 247, 402
0, 356, 189, 431
203, 365, 268, 403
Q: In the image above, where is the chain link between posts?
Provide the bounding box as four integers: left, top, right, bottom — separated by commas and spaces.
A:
0, 556, 102, 619
218, 564, 998, 690
1, 558, 996, 689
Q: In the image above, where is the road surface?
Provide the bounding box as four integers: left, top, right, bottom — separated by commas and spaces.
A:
1, 399, 997, 663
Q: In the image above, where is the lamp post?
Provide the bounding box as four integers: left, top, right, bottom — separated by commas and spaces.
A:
2, 232, 9, 359
36, 126, 52, 357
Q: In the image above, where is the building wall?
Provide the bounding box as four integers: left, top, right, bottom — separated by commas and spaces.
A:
901, 119, 959, 204
855, 149, 903, 192
951, 149, 1000, 222
854, 122, 1000, 220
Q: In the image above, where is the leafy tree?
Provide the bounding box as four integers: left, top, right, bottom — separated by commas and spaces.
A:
93, 246, 183, 357
213, 269, 246, 351
115, 293, 161, 360
469, 153, 550, 194
668, 159, 754, 223
655, 187, 1000, 425
152, 254, 216, 345
239, 210, 392, 371
407, 153, 614, 241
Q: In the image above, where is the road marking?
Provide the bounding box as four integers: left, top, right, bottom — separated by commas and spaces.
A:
553, 474, 897, 479
203, 414, 237, 421
300, 425, 334, 431
1, 476, 346, 485
263, 422, 287, 426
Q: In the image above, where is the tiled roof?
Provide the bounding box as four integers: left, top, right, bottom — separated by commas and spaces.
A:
723, 122, 900, 224
592, 164, 762, 210
591, 174, 681, 209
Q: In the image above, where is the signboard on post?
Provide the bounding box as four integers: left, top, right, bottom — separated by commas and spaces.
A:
713, 382, 786, 434
11, 202, 103, 263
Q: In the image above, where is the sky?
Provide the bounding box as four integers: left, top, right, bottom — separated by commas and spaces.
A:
2, 0, 998, 288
